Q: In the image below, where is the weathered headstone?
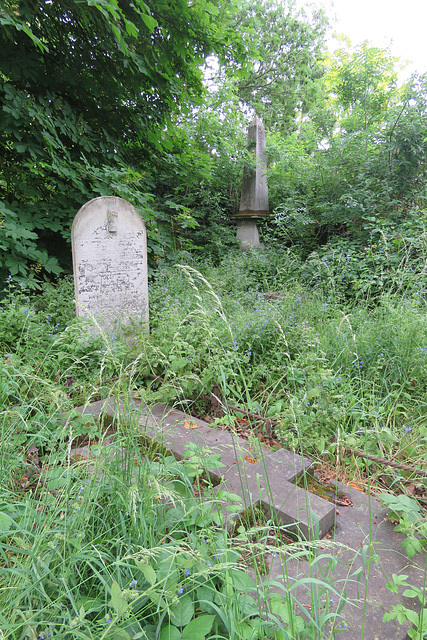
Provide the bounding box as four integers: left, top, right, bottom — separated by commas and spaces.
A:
71, 196, 149, 331
233, 116, 269, 248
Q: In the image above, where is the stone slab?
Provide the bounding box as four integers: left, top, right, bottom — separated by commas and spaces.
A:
136, 403, 336, 540
73, 398, 425, 639
71, 196, 149, 331
249, 481, 425, 640
72, 399, 335, 539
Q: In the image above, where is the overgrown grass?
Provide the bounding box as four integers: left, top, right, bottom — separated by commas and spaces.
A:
1, 242, 427, 638
142, 249, 427, 480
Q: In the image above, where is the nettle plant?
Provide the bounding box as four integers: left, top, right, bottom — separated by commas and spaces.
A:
380, 493, 427, 558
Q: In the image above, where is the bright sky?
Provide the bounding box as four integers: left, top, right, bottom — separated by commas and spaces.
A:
299, 0, 427, 79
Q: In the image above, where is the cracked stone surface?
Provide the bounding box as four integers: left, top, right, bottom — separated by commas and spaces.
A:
73, 397, 425, 639
136, 402, 336, 540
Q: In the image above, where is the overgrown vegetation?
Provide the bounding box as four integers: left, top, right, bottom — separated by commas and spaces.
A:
1, 241, 427, 637
2, 0, 427, 636
2, 1, 427, 285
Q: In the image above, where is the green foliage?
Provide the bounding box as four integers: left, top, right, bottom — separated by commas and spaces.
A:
380, 494, 427, 558
2, 0, 427, 281
301, 209, 427, 303
138, 248, 427, 479
3, 247, 427, 476
139, 95, 248, 262
263, 42, 427, 254
0, 276, 74, 360
0, 429, 256, 638
384, 574, 427, 638
0, 276, 140, 408
214, 0, 328, 132
0, 0, 247, 282
2, 244, 427, 638
327, 42, 399, 135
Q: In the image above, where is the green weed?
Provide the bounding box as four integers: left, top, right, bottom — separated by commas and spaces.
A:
2, 246, 427, 638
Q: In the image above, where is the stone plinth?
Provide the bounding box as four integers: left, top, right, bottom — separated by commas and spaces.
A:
236, 220, 264, 249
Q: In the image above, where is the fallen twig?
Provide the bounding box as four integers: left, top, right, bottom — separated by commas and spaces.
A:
351, 449, 427, 478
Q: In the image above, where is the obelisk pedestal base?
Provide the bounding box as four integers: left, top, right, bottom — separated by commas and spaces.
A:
236, 219, 264, 250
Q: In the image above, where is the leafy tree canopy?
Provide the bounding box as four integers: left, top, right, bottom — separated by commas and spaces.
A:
206, 0, 328, 132
0, 0, 245, 282
3, 0, 427, 286
264, 40, 427, 252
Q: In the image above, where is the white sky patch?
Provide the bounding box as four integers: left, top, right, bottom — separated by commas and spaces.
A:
297, 0, 427, 79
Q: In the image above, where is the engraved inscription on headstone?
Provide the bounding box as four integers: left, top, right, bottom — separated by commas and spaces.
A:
71, 196, 149, 330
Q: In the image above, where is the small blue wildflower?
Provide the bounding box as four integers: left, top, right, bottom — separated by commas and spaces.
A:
185, 569, 190, 576
178, 587, 184, 595
130, 579, 138, 587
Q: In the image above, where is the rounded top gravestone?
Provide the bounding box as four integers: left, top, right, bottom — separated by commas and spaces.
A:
71, 196, 149, 332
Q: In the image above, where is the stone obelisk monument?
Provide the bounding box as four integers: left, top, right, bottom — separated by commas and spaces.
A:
233, 116, 269, 248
